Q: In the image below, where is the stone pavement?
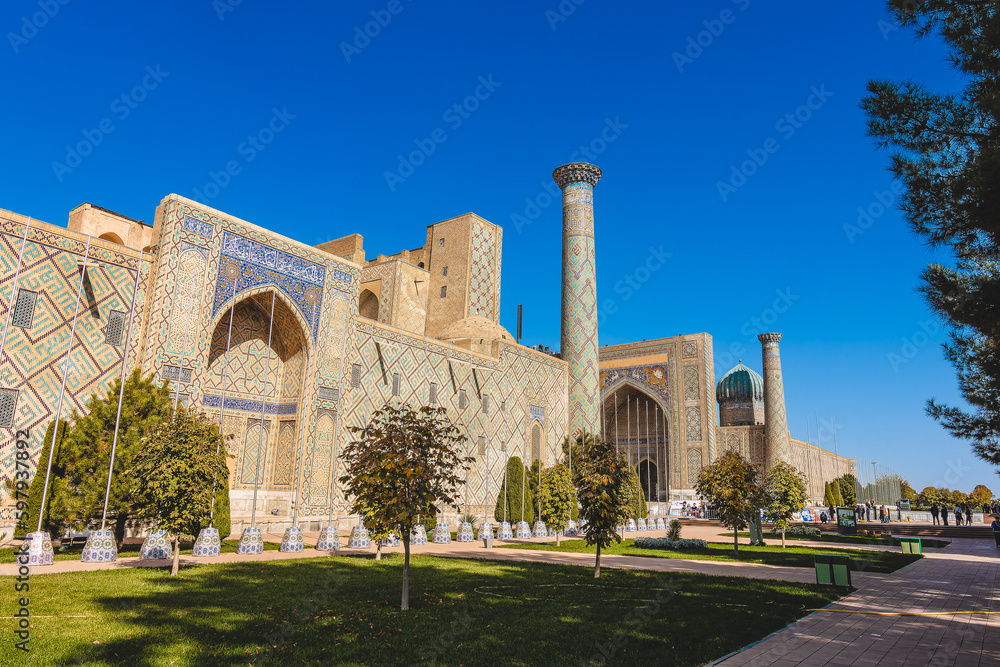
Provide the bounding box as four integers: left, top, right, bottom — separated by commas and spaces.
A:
712, 537, 1000, 667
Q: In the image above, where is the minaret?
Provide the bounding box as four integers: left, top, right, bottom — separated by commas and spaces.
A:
553, 162, 601, 437
758, 332, 791, 468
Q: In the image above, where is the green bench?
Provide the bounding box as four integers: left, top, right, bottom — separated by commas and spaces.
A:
899, 536, 922, 554
814, 554, 852, 586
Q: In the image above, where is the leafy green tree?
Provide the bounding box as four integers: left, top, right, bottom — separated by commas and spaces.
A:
339, 403, 470, 610
538, 464, 574, 545
494, 456, 534, 524
900, 479, 917, 502
203, 472, 232, 540
15, 420, 70, 539
831, 473, 858, 506
862, 0, 1000, 468
357, 500, 394, 561
623, 467, 648, 519
823, 481, 836, 506
918, 486, 948, 508
575, 437, 631, 578
763, 462, 809, 548
128, 408, 229, 576
695, 451, 765, 556
969, 484, 994, 508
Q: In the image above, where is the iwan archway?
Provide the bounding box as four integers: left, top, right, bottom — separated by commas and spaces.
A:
601, 380, 670, 503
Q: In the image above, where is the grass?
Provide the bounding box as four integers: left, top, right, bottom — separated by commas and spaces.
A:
0, 538, 280, 563
500, 538, 921, 573
0, 553, 844, 666
724, 532, 951, 549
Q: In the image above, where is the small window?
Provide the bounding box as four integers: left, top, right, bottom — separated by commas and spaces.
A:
477, 436, 486, 456
459, 389, 468, 409
440, 286, 447, 298
0, 388, 18, 428
500, 400, 506, 413
500, 442, 507, 452
429, 382, 438, 405
105, 309, 126, 346
418, 262, 425, 268
351, 363, 362, 388
442, 266, 448, 277
438, 238, 445, 247
482, 393, 489, 415
162, 365, 192, 383
392, 372, 400, 396
12, 289, 38, 329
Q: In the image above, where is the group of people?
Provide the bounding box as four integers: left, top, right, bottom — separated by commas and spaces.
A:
855, 499, 894, 523
929, 504, 975, 526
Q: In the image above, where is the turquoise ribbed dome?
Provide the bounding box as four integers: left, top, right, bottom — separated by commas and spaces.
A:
716, 361, 764, 403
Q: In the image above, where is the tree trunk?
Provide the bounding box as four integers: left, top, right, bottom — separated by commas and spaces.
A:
733, 528, 739, 556
375, 543, 382, 561
170, 534, 180, 577
781, 528, 786, 549
594, 543, 601, 578
401, 535, 410, 611
556, 531, 560, 547
114, 513, 128, 549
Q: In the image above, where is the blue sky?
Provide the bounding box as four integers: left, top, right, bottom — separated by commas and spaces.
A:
1, 1, 992, 492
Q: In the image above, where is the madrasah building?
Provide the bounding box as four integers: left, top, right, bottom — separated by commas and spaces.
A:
0, 162, 854, 534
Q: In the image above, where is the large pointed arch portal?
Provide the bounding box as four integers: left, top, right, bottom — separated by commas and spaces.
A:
602, 381, 669, 502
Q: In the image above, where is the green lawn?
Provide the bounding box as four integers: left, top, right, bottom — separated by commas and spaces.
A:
1, 554, 844, 666
500, 538, 920, 573
0, 538, 281, 563
724, 532, 951, 549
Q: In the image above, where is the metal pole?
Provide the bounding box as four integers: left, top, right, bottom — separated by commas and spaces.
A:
249, 291, 276, 528
291, 297, 319, 526
521, 439, 526, 523
99, 249, 144, 530
614, 389, 619, 458
210, 273, 240, 520
36, 237, 91, 533
502, 451, 508, 524
645, 398, 651, 505
326, 408, 341, 530
0, 217, 31, 376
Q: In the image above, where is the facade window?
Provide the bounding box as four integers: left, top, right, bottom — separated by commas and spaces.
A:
12, 289, 38, 329
438, 238, 445, 247
440, 286, 447, 298
482, 393, 489, 414
105, 309, 126, 346
442, 266, 448, 277
478, 436, 486, 456
161, 365, 192, 383
459, 389, 468, 410
429, 382, 438, 404
0, 388, 18, 428
351, 363, 362, 388
392, 372, 400, 396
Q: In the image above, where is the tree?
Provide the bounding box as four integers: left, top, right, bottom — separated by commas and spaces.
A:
695, 451, 765, 556
493, 456, 535, 524
831, 473, 858, 506
900, 479, 917, 502
15, 420, 71, 539
575, 437, 631, 578
763, 462, 809, 548
128, 408, 229, 576
623, 467, 648, 519
968, 484, 994, 508
339, 403, 470, 610
203, 471, 232, 540
538, 464, 574, 545
862, 1, 1000, 469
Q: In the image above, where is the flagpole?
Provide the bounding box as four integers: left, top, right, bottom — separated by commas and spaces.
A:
36, 237, 92, 533
98, 249, 144, 531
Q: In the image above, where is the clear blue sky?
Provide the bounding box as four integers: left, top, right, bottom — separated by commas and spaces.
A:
1, 1, 992, 493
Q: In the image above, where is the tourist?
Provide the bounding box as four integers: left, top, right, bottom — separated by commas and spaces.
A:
829, 503, 836, 521
965, 507, 972, 525
930, 504, 940, 525
992, 516, 1000, 548
943, 507, 949, 526
955, 506, 963, 526
820, 511, 828, 523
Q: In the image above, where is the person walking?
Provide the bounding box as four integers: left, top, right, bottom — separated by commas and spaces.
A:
930, 504, 940, 526
992, 515, 1000, 548
955, 506, 963, 526
965, 506, 973, 525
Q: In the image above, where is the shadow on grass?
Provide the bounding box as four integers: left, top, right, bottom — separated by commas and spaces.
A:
3, 553, 846, 666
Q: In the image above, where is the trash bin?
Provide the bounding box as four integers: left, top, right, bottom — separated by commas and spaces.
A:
482, 534, 494, 549
814, 554, 852, 586
899, 536, 922, 554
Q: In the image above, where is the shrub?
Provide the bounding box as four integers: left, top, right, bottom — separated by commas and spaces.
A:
633, 537, 708, 550
667, 519, 682, 541
784, 525, 821, 537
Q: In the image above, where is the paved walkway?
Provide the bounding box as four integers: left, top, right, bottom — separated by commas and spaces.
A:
713, 537, 1000, 666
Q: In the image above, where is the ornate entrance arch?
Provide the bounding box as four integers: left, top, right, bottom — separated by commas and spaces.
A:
601, 380, 669, 502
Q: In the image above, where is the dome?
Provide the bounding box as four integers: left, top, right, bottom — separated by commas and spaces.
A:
437, 315, 513, 343
716, 361, 764, 403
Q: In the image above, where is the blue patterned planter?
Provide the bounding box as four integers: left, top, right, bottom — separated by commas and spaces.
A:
316, 526, 340, 551
432, 523, 451, 544
411, 525, 428, 545
140, 530, 172, 560
564, 520, 579, 537
533, 521, 547, 537
236, 527, 264, 555
514, 521, 532, 538
497, 522, 513, 539
380, 532, 400, 547
655, 518, 666, 530
80, 529, 117, 563
192, 528, 221, 557
625, 519, 637, 533
636, 519, 648, 531
348, 525, 371, 549
477, 522, 494, 540
23, 532, 54, 567
456, 522, 475, 542
279, 527, 304, 553
547, 526, 563, 537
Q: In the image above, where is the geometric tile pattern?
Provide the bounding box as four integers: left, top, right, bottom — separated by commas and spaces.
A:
686, 407, 702, 441
683, 365, 699, 400
758, 333, 790, 467
686, 448, 703, 487
468, 220, 498, 320
681, 340, 698, 358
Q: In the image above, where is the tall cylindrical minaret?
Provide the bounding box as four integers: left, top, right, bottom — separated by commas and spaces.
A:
554, 162, 602, 437
758, 332, 791, 468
